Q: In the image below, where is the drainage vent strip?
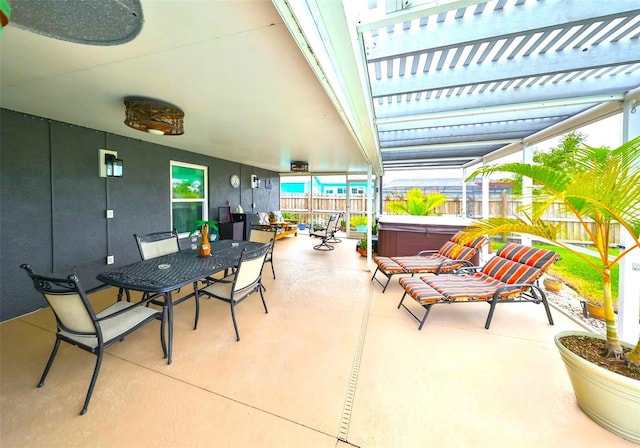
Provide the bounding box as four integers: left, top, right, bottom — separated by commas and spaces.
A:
337, 291, 371, 442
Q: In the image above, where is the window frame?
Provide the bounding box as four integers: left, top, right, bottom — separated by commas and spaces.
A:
170, 161, 208, 237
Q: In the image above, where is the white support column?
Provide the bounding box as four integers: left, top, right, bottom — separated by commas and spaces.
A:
481, 170, 489, 219
461, 168, 467, 218
521, 144, 533, 247
480, 167, 490, 264
618, 97, 640, 344
366, 165, 373, 271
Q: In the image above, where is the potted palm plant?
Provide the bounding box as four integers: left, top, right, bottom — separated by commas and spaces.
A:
459, 136, 640, 442
189, 219, 219, 256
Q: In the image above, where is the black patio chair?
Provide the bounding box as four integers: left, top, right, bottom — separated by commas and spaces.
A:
21, 264, 165, 415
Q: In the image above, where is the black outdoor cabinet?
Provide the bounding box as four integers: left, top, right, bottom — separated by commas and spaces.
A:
232, 213, 259, 240
217, 205, 243, 240
218, 221, 243, 240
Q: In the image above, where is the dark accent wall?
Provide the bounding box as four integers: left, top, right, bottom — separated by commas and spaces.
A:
0, 109, 280, 321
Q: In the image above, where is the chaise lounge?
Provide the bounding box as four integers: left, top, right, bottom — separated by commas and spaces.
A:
371, 232, 488, 292
397, 242, 560, 329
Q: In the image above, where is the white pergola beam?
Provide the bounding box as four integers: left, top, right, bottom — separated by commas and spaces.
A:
381, 139, 520, 152
376, 94, 622, 125
374, 74, 640, 119
364, 0, 640, 60
371, 40, 639, 97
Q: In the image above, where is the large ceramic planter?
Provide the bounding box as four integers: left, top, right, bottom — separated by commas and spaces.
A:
555, 330, 640, 443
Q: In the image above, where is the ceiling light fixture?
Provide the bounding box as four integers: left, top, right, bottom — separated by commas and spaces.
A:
124, 97, 184, 136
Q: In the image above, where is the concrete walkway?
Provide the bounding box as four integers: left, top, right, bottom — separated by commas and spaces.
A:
1, 232, 634, 447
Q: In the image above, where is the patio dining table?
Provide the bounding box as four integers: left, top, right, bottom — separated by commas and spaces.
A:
97, 240, 265, 364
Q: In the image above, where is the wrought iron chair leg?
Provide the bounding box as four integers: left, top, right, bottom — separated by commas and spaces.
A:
38, 338, 61, 387
81, 352, 103, 415
192, 282, 200, 330
259, 288, 268, 313
230, 302, 240, 341
160, 312, 167, 358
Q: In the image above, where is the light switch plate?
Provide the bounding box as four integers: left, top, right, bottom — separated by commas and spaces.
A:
106, 209, 114, 219
107, 255, 115, 265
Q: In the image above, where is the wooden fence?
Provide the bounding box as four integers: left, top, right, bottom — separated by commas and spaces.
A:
280, 192, 620, 245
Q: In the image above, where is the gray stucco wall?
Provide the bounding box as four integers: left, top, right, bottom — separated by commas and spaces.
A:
0, 109, 280, 321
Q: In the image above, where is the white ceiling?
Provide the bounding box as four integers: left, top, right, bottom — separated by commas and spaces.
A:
3, 0, 639, 178
0, 0, 372, 174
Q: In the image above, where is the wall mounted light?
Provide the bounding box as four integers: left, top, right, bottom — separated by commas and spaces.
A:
105, 154, 123, 177
251, 174, 260, 189
99, 149, 123, 178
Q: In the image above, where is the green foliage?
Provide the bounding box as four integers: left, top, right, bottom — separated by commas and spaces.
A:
533, 131, 590, 170
188, 220, 219, 237
281, 211, 294, 220
358, 237, 367, 250
508, 131, 589, 194
172, 181, 202, 199
350, 215, 367, 228
386, 189, 446, 216
532, 243, 619, 305
462, 136, 640, 359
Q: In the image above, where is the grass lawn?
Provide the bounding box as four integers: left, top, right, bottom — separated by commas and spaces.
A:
492, 241, 619, 305
533, 243, 619, 305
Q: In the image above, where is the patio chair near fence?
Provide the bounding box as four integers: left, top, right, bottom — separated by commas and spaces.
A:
371, 232, 487, 292
310, 213, 340, 251
397, 242, 559, 330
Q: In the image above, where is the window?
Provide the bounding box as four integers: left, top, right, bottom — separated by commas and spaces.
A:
170, 161, 208, 235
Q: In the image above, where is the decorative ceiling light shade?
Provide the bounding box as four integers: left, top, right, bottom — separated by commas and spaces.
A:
124, 97, 184, 136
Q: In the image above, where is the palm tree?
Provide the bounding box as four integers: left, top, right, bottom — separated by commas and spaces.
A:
386, 188, 446, 215
460, 136, 640, 366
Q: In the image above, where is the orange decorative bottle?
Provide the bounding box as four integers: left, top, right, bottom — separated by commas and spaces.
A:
199, 224, 211, 257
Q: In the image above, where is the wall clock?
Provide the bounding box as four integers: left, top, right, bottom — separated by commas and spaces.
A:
230, 174, 240, 188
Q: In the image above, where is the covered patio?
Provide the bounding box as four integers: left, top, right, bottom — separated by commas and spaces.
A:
1, 234, 634, 447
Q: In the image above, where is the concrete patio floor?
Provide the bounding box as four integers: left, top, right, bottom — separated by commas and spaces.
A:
1, 232, 635, 447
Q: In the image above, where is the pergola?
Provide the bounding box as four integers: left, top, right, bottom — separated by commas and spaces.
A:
273, 0, 640, 342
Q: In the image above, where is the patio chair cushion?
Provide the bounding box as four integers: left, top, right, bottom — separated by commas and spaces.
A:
258, 212, 270, 225
373, 256, 405, 273
398, 277, 444, 304
483, 242, 559, 284
270, 210, 284, 223
395, 254, 468, 274
392, 233, 487, 274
